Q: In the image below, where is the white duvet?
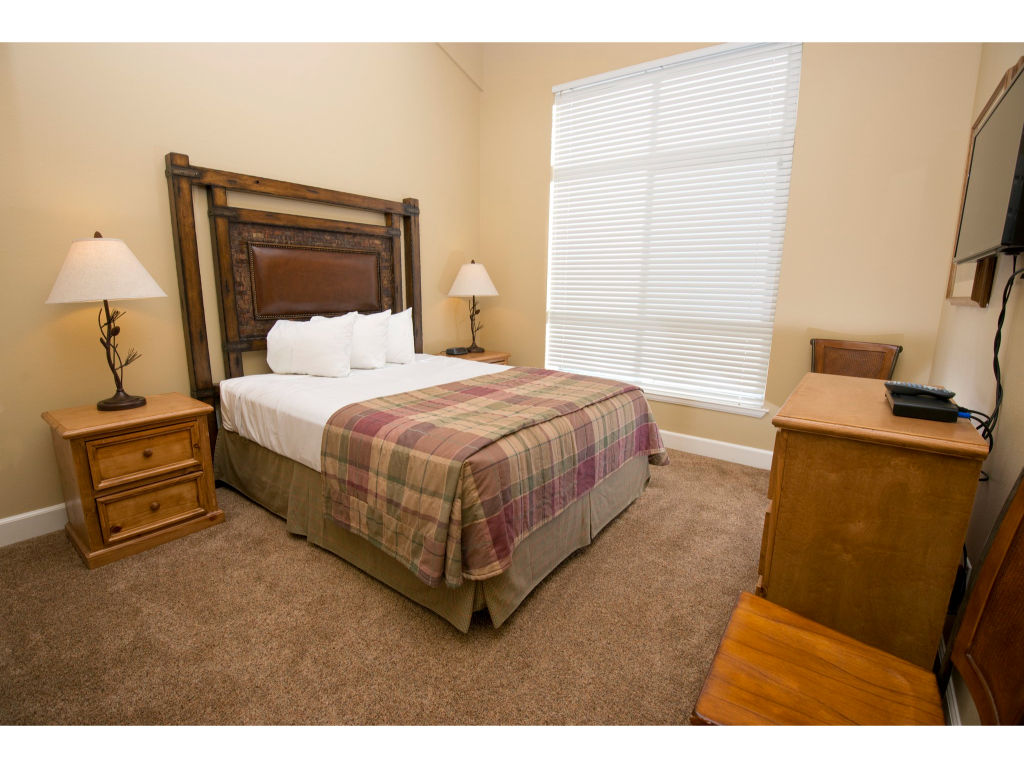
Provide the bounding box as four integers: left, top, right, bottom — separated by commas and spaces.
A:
219, 353, 511, 472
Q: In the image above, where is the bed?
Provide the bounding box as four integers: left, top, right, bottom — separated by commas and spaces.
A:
166, 153, 667, 631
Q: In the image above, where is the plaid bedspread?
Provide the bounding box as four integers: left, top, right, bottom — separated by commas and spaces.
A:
321, 366, 668, 587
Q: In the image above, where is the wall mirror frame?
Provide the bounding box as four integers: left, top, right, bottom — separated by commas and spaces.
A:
946, 56, 1024, 309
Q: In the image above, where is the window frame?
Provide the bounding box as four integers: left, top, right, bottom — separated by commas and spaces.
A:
544, 42, 802, 417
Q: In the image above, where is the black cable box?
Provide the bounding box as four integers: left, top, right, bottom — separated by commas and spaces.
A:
885, 391, 960, 423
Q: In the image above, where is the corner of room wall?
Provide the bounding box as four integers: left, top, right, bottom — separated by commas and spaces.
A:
437, 43, 484, 92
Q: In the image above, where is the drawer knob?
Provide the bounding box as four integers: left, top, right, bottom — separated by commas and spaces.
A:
149, 501, 161, 512
110, 524, 122, 533
142, 449, 154, 458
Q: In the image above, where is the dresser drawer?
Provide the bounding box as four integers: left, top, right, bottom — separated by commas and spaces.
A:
97, 472, 207, 545
87, 421, 202, 491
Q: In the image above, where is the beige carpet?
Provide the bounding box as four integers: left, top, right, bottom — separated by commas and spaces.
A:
0, 448, 767, 725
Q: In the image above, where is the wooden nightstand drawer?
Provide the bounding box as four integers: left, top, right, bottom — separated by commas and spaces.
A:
97, 472, 206, 545
44, 393, 224, 568
87, 421, 201, 491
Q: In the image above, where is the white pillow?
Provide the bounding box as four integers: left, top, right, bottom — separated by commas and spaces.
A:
348, 309, 390, 369
387, 308, 415, 364
266, 314, 355, 377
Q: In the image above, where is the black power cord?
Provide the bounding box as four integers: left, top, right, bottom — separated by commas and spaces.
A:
965, 255, 1024, 465
987, 258, 1024, 436
962, 408, 993, 448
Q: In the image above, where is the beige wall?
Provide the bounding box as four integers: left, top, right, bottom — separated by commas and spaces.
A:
0, 43, 482, 518
0, 42, 1004, 523
932, 43, 1024, 563
479, 43, 982, 450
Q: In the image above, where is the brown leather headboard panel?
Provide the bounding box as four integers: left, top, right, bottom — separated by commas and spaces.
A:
220, 216, 401, 348
165, 152, 422, 446
249, 243, 383, 318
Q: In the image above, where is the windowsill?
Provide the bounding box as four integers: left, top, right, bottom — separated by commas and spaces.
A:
645, 391, 769, 418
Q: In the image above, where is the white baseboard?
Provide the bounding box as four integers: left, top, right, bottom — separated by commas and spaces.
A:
659, 429, 773, 470
0, 503, 68, 548
944, 675, 961, 726
2, 432, 766, 547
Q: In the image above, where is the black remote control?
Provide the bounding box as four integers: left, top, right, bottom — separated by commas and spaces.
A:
884, 381, 955, 400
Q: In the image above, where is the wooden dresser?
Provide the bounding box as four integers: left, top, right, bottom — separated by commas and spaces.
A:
42, 393, 224, 568
758, 373, 988, 667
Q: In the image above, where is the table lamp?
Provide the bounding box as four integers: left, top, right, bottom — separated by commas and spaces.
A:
46, 232, 166, 411
447, 260, 498, 353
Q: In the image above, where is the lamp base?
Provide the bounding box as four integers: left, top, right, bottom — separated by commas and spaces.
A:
467, 344, 485, 353
97, 390, 147, 411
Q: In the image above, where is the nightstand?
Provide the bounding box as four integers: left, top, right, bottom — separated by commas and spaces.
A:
442, 350, 511, 365
42, 393, 224, 568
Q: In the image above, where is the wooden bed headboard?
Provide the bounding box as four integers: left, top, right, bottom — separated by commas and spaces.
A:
165, 152, 422, 432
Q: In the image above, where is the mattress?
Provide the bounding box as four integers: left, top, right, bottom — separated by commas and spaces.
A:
219, 353, 509, 472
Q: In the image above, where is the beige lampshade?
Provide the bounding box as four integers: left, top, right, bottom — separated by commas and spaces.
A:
46, 237, 166, 304
447, 261, 498, 298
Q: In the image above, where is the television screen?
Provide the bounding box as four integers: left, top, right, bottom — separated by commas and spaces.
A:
953, 67, 1024, 264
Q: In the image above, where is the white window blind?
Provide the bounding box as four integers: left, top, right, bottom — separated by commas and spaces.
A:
545, 42, 802, 415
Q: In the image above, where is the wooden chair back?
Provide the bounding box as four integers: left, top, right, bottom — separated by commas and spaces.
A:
951, 467, 1024, 724
810, 338, 902, 379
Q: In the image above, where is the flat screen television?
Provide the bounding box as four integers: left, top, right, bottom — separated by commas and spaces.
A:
952, 65, 1024, 264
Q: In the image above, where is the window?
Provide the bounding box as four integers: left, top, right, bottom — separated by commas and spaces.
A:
545, 43, 802, 415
